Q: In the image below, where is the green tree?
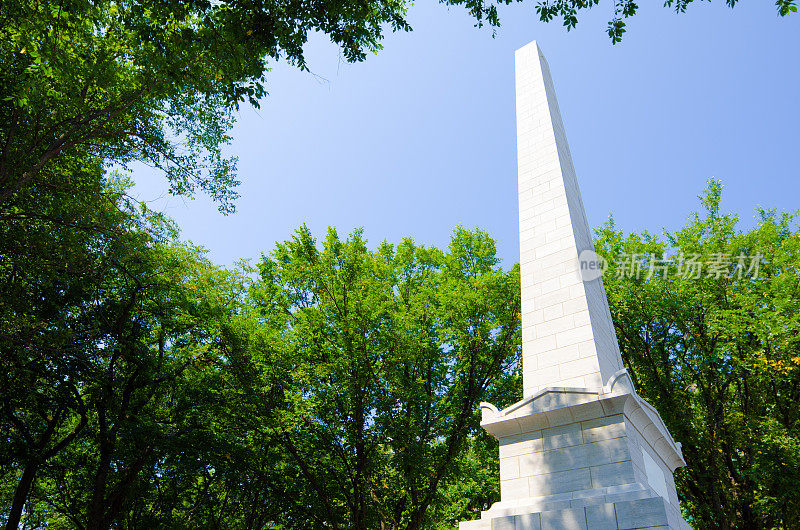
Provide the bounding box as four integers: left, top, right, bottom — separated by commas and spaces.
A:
238, 225, 521, 529
595, 179, 800, 528
0, 0, 515, 215
535, 0, 797, 44
0, 166, 246, 528
0, 165, 137, 528
2, 214, 522, 528
0, 1, 525, 525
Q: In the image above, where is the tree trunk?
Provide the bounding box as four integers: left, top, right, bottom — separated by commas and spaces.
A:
86, 436, 113, 530
5, 460, 38, 530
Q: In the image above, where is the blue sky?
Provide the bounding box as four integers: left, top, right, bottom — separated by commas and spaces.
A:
132, 1, 799, 268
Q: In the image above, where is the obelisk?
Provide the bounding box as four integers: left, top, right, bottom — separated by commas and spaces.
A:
458, 41, 691, 530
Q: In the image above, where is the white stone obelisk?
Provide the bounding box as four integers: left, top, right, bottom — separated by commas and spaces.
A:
516, 43, 624, 398
458, 42, 691, 530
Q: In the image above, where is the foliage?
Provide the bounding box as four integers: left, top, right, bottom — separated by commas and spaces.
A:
4, 177, 800, 529
534, 0, 797, 43
0, 0, 521, 215
240, 225, 521, 529
0, 166, 246, 528
595, 179, 800, 528
1, 214, 521, 528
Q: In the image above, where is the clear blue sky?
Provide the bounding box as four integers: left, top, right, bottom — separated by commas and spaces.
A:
132, 1, 799, 268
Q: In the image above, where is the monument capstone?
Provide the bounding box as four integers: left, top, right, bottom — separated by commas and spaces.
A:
458, 41, 691, 530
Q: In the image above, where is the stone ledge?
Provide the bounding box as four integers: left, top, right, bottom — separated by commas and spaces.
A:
459, 496, 691, 530
479, 371, 685, 472
482, 484, 655, 519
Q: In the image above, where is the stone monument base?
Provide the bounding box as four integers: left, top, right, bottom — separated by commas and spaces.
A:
460, 496, 687, 530
459, 371, 691, 530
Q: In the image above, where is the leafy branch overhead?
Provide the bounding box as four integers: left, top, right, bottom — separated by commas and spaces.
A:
2, 0, 794, 219
535, 0, 797, 43
0, 0, 516, 213
0, 0, 418, 212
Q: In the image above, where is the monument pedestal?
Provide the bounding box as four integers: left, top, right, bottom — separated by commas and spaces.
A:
460, 371, 690, 529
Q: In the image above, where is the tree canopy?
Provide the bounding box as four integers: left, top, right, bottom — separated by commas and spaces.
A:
3, 170, 800, 528
1, 216, 522, 528
596, 180, 800, 528
0, 0, 513, 214
0, 166, 246, 528
242, 226, 520, 529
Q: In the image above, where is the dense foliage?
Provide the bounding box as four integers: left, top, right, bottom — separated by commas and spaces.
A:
0, 208, 521, 528
0, 166, 246, 528
5, 176, 800, 529
596, 180, 800, 529
0, 0, 516, 216
243, 226, 520, 529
